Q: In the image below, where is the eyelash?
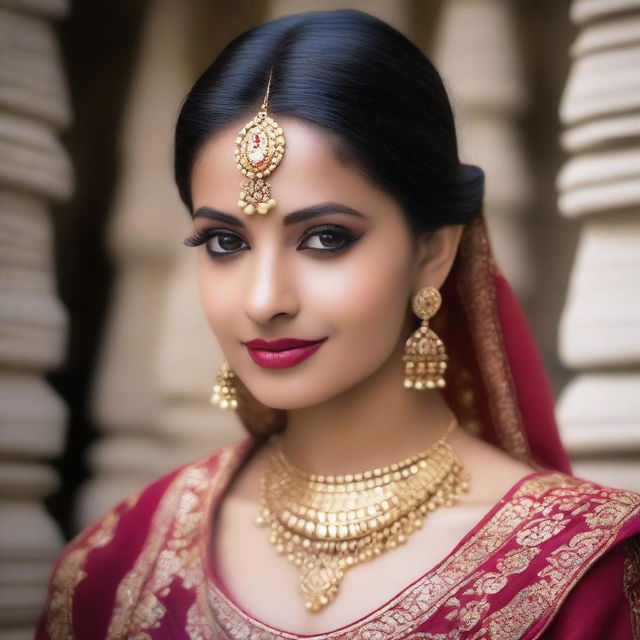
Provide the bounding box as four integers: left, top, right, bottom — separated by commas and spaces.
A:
183, 224, 361, 258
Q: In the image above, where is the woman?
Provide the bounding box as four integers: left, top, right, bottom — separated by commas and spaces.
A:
36, 9, 640, 639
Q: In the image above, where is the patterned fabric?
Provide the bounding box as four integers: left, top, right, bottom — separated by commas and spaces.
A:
34, 212, 640, 638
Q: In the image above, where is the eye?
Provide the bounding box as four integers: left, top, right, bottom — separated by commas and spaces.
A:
183, 228, 248, 257
210, 232, 246, 253
298, 224, 360, 254
183, 224, 362, 258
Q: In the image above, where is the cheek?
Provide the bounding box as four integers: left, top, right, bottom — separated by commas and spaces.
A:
304, 232, 413, 345
196, 254, 236, 337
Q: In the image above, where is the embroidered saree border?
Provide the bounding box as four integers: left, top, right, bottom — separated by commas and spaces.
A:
105, 466, 190, 639
105, 441, 253, 640
45, 492, 139, 640
465, 483, 640, 640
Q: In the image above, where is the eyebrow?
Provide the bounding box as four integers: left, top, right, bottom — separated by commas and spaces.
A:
192, 202, 367, 227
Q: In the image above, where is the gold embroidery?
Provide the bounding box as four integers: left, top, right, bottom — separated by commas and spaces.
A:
512, 473, 577, 499
497, 547, 540, 574
456, 216, 530, 463
108, 467, 209, 638
515, 514, 567, 547
584, 491, 640, 528
46, 548, 88, 640
446, 599, 490, 631
45, 500, 135, 640
481, 583, 551, 640
465, 486, 640, 640
107, 441, 253, 639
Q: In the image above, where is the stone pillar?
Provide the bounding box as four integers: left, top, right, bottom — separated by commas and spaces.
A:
556, 0, 640, 491
75, 0, 247, 529
0, 1, 72, 636
433, 0, 532, 296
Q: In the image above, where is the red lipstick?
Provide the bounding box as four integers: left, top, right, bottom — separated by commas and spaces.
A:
244, 337, 328, 369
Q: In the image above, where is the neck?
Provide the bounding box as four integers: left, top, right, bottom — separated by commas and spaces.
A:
280, 323, 457, 476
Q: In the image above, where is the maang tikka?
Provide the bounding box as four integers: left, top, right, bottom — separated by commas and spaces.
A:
402, 286, 448, 389
235, 70, 286, 215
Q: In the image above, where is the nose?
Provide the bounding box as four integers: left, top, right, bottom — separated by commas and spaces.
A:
244, 243, 299, 326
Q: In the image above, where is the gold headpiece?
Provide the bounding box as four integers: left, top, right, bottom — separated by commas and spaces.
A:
234, 71, 286, 215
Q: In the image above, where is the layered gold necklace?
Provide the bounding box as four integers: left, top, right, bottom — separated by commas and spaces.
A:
254, 417, 470, 612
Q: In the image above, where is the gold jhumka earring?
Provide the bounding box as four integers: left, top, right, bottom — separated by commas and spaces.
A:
210, 359, 238, 410
402, 286, 448, 390
234, 70, 286, 216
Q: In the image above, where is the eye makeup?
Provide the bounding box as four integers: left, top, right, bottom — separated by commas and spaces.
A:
183, 223, 363, 258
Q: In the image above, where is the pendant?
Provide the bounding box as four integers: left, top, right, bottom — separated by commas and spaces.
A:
234, 111, 285, 215
300, 555, 344, 612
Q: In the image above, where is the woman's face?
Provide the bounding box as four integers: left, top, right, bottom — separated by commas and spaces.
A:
189, 116, 423, 410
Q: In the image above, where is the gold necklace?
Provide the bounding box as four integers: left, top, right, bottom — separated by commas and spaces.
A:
254, 417, 470, 612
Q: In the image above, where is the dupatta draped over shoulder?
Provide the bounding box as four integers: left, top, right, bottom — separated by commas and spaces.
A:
36, 212, 640, 639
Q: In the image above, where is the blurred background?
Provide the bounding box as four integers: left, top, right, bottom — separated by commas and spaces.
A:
1, 0, 639, 636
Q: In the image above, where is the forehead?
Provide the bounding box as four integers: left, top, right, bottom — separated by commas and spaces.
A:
190, 116, 392, 216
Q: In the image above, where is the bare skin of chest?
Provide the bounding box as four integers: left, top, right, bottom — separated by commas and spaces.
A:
211, 435, 535, 635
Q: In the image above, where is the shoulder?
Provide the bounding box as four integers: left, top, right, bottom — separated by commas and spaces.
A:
35, 437, 255, 640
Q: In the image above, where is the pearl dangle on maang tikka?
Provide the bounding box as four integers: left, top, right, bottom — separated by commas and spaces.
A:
234, 70, 286, 216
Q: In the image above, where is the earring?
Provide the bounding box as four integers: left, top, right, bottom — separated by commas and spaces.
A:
402, 286, 448, 390
210, 359, 238, 410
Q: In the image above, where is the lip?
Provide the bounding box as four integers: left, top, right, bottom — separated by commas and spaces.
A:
244, 337, 328, 369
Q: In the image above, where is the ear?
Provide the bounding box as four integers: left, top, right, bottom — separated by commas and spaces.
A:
413, 224, 465, 291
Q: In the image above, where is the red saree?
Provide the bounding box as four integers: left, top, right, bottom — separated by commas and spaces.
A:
36, 213, 640, 639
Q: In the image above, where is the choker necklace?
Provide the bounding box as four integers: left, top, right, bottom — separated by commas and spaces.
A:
254, 417, 470, 612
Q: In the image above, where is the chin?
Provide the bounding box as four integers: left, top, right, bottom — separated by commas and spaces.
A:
247, 385, 330, 411
239, 369, 339, 411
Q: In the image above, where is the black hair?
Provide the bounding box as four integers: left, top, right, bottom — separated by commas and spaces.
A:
173, 9, 484, 234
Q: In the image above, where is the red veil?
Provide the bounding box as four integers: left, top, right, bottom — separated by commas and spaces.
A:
439, 211, 571, 473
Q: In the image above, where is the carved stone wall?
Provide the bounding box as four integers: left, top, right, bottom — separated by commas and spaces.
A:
556, 0, 640, 491
0, 0, 71, 636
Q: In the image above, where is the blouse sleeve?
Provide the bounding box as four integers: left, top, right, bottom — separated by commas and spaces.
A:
540, 535, 640, 640
34, 466, 182, 640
